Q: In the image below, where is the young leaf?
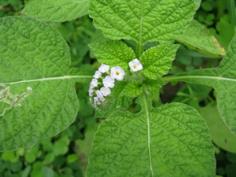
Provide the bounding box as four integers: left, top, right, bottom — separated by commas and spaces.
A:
90, 37, 136, 70
141, 44, 179, 80
165, 33, 236, 134
176, 20, 225, 58
23, 0, 89, 22
89, 0, 197, 44
0, 17, 90, 151
87, 103, 215, 177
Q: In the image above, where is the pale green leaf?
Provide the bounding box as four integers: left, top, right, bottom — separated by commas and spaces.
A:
87, 103, 215, 177
199, 104, 236, 153
0, 17, 90, 151
89, 0, 197, 44
141, 44, 179, 80
165, 33, 236, 134
23, 0, 89, 22
176, 20, 225, 58
89, 37, 136, 70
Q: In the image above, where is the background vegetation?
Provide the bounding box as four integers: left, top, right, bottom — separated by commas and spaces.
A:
0, 0, 235, 176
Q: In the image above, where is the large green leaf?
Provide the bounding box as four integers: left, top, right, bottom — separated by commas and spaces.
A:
87, 102, 215, 177
176, 20, 225, 58
89, 0, 197, 44
23, 0, 89, 22
165, 34, 236, 134
0, 17, 90, 151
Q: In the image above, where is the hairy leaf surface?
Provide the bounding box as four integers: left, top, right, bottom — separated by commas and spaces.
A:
166, 34, 236, 134
23, 0, 89, 22
90, 37, 135, 70
141, 44, 179, 80
89, 0, 197, 44
176, 20, 225, 58
87, 103, 215, 177
0, 17, 90, 150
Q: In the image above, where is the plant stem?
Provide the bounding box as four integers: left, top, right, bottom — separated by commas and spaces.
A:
142, 93, 154, 177
228, 0, 236, 26
136, 42, 144, 58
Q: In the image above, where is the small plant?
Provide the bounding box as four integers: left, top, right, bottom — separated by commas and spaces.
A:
0, 0, 235, 176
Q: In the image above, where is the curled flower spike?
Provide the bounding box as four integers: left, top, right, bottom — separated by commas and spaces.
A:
88, 64, 126, 107
129, 58, 143, 72
111, 66, 125, 81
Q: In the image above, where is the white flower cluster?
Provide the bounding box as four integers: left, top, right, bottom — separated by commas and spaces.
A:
89, 59, 143, 107
89, 64, 125, 107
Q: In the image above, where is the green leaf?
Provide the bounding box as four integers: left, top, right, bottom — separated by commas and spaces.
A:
0, 17, 90, 151
141, 44, 179, 80
199, 104, 236, 153
89, 0, 197, 44
23, 0, 89, 22
87, 102, 215, 177
90, 36, 136, 70
176, 20, 225, 58
165, 33, 236, 134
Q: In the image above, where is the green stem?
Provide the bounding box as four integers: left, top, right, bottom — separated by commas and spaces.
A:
228, 0, 236, 26
142, 93, 154, 177
136, 42, 144, 58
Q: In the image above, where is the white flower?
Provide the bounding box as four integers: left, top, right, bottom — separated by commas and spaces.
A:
90, 78, 98, 88
93, 71, 102, 79
128, 59, 143, 72
96, 90, 105, 102
100, 87, 111, 97
110, 66, 125, 81
98, 64, 110, 73
103, 76, 115, 88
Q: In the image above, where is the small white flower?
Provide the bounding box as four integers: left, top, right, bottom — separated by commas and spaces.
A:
98, 64, 110, 73
93, 71, 102, 79
110, 66, 125, 81
96, 90, 105, 102
103, 76, 115, 88
128, 59, 143, 72
100, 87, 111, 97
90, 78, 98, 88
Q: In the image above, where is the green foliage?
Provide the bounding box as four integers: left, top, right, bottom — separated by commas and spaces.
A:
89, 0, 197, 44
141, 44, 179, 80
199, 104, 236, 153
90, 36, 136, 70
87, 103, 215, 177
0, 16, 90, 151
23, 0, 90, 22
0, 0, 236, 177
176, 20, 225, 58
166, 34, 236, 135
